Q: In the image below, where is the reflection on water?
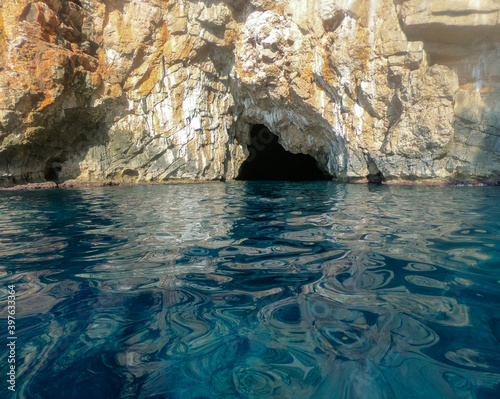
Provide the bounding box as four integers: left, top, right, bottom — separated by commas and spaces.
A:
1, 182, 500, 398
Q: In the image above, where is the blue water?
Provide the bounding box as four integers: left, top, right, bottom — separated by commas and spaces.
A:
1, 182, 500, 399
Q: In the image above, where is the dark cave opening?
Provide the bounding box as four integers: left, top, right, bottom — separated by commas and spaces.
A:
44, 157, 63, 183
236, 125, 331, 181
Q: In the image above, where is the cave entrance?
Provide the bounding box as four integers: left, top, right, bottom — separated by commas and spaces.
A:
236, 125, 330, 181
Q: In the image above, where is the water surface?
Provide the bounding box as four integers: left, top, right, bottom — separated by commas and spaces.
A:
1, 182, 500, 398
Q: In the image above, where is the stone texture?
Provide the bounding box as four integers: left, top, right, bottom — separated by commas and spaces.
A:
0, 0, 500, 187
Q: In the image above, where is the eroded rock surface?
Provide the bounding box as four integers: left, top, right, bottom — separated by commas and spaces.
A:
1, 0, 499, 186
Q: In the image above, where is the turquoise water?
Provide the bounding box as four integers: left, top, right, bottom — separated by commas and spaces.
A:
1, 182, 500, 399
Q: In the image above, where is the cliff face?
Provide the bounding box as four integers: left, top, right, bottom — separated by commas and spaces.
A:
1, 0, 500, 186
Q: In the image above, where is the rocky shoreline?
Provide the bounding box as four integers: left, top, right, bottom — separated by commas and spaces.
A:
1, 0, 500, 186
1, 178, 499, 191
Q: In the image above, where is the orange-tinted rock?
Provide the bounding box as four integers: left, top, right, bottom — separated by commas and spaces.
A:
0, 0, 500, 187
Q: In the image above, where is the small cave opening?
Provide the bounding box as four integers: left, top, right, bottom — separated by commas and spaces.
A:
44, 157, 64, 183
236, 125, 331, 181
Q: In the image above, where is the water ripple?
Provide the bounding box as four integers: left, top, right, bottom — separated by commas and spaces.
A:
1, 183, 500, 398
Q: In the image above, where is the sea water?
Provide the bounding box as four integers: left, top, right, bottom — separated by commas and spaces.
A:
0, 182, 499, 398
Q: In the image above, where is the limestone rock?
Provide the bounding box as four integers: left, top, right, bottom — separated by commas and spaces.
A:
1, 0, 500, 187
